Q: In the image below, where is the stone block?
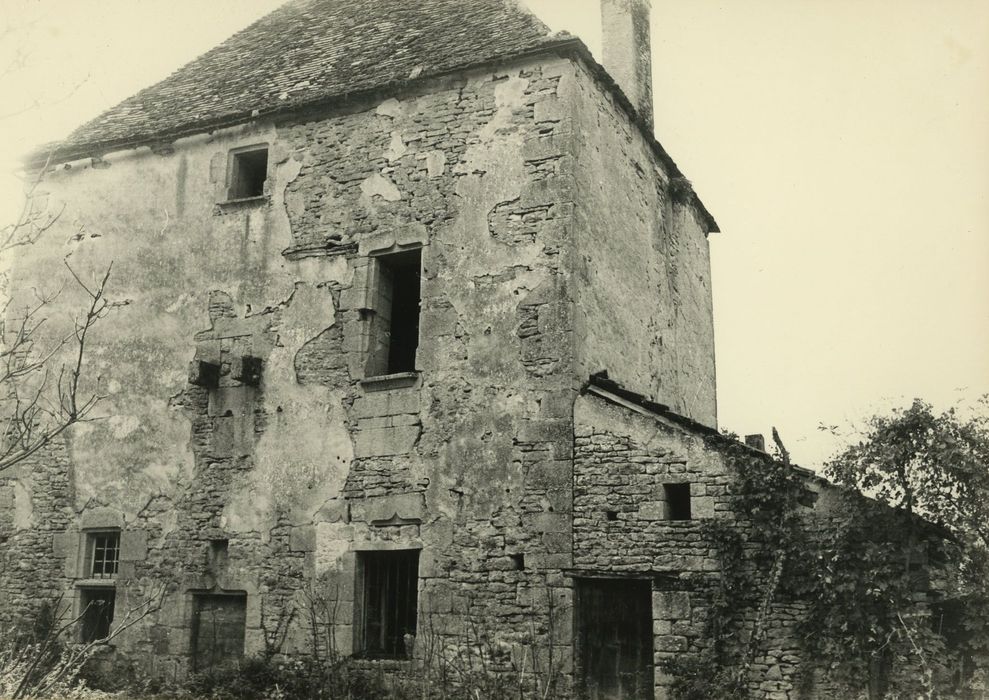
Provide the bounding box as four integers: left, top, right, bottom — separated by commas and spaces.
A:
693, 496, 716, 519
80, 507, 124, 530
290, 525, 316, 552
522, 133, 573, 161
531, 512, 568, 534
542, 532, 570, 553
520, 176, 574, 208
654, 591, 690, 620
638, 501, 665, 520
352, 390, 420, 418
353, 425, 420, 457
363, 492, 425, 523
120, 530, 148, 561
52, 530, 74, 557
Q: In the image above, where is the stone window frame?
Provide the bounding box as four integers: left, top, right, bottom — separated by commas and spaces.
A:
86, 529, 121, 579
356, 243, 424, 384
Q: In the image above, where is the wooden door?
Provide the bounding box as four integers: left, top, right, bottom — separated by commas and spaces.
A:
576, 578, 653, 700
191, 593, 246, 672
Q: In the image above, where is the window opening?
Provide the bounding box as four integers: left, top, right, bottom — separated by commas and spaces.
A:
359, 549, 419, 658
367, 249, 421, 376
664, 483, 692, 520
90, 531, 120, 579
510, 553, 526, 571
605, 510, 619, 521
228, 146, 268, 199
80, 588, 115, 642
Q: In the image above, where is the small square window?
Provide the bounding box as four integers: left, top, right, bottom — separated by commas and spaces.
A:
227, 146, 268, 199
89, 531, 120, 579
664, 483, 692, 520
358, 550, 419, 658
366, 249, 422, 377
79, 587, 115, 642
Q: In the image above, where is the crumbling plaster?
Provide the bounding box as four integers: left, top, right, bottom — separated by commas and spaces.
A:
2, 54, 588, 677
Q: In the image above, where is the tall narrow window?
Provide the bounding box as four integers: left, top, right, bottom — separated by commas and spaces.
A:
358, 550, 419, 658
80, 588, 115, 642
366, 249, 421, 376
89, 531, 120, 579
227, 145, 268, 199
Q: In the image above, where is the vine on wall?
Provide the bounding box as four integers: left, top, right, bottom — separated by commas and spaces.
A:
666, 431, 979, 700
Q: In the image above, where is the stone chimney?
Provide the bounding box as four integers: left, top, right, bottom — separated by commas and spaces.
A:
601, 0, 654, 130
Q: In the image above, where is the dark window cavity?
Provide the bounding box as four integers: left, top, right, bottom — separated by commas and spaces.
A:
191, 593, 247, 672
359, 549, 419, 658
80, 588, 115, 642
90, 531, 120, 579
664, 483, 692, 520
366, 249, 422, 376
228, 146, 268, 199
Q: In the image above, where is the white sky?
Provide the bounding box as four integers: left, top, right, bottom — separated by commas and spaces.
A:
0, 0, 986, 469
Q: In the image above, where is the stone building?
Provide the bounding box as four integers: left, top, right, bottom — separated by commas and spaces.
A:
0, 1, 954, 699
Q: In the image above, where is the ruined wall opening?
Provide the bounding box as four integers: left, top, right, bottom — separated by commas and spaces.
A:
227, 145, 268, 199
190, 592, 247, 672
366, 248, 422, 376
356, 549, 419, 658
663, 483, 691, 520
575, 577, 653, 700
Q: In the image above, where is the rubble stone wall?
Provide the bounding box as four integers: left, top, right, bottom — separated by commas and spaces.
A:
574, 392, 829, 700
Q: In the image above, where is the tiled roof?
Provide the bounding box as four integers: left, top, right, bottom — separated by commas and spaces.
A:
51, 0, 555, 158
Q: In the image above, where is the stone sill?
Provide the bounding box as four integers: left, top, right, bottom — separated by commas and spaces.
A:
217, 194, 269, 209
360, 371, 420, 392
75, 578, 117, 588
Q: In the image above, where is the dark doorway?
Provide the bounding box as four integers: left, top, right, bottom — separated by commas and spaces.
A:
79, 588, 115, 642
576, 578, 653, 700
191, 593, 247, 672
358, 549, 419, 658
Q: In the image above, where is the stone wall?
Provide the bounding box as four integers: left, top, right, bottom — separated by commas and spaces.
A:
0, 52, 582, 684
573, 390, 834, 699
3, 40, 727, 696
569, 61, 718, 428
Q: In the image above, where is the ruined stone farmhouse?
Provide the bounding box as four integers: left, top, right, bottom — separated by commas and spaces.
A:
0, 1, 952, 698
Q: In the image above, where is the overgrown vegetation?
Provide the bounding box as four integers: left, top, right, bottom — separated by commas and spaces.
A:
1, 585, 163, 700
669, 399, 989, 699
